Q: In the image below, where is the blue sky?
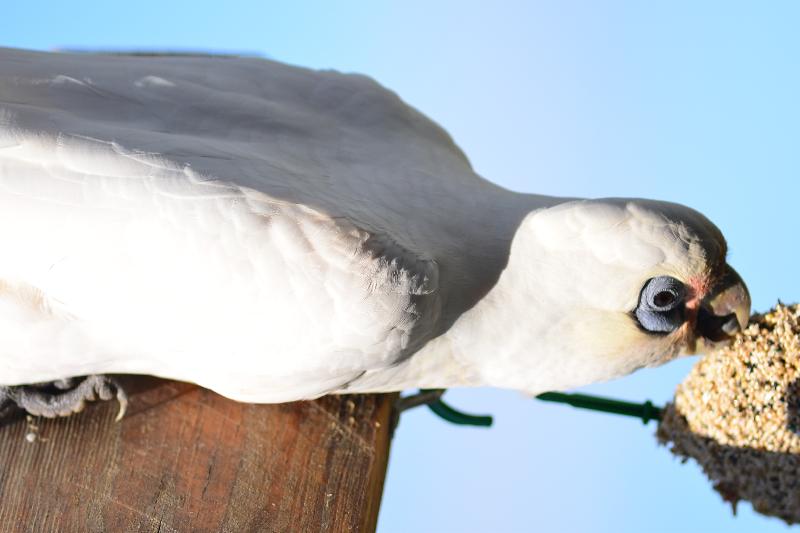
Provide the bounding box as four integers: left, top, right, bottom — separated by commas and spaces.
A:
5, 2, 800, 531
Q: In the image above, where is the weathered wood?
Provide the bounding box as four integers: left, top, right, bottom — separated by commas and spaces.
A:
0, 376, 395, 533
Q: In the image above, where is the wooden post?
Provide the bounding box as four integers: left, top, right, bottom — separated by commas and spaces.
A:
0, 376, 396, 532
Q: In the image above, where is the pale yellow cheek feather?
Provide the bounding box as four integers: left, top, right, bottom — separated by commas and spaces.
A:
572, 310, 685, 381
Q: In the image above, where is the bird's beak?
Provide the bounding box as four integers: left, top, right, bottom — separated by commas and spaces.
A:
695, 265, 751, 344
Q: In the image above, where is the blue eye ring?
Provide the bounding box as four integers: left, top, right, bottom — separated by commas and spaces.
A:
634, 276, 687, 333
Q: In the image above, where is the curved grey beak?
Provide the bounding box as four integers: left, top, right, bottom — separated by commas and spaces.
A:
696, 265, 751, 343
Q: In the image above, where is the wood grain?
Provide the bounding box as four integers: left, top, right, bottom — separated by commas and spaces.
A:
0, 376, 396, 533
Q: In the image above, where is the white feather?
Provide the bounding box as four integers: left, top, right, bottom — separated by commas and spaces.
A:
0, 48, 731, 400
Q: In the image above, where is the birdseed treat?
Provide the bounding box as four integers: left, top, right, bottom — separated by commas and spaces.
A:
657, 304, 800, 523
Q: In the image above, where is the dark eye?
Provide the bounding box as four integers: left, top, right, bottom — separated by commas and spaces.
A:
652, 290, 675, 308
635, 276, 686, 333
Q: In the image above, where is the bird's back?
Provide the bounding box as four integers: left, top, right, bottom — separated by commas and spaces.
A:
0, 48, 517, 399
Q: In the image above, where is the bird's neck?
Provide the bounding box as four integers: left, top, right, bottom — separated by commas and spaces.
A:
431, 187, 572, 329
343, 189, 593, 395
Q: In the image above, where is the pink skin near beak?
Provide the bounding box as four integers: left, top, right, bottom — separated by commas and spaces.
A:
682, 265, 751, 353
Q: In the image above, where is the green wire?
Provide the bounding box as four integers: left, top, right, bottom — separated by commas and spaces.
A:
426, 398, 494, 427
420, 389, 494, 427
419, 389, 663, 427
535, 391, 663, 425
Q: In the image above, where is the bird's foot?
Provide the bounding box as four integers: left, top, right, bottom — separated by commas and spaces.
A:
393, 389, 445, 416
0, 375, 127, 421
0, 386, 16, 419
390, 389, 446, 434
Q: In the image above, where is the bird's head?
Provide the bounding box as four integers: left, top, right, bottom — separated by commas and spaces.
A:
463, 198, 751, 393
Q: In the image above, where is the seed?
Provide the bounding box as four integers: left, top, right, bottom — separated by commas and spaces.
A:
657, 304, 800, 524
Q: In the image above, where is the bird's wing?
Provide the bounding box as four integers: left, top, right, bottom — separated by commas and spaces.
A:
0, 48, 444, 401
0, 48, 479, 229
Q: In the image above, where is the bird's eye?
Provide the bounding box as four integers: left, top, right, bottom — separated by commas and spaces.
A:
634, 276, 687, 333
652, 291, 676, 308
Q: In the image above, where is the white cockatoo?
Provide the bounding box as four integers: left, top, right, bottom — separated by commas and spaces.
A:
0, 48, 749, 418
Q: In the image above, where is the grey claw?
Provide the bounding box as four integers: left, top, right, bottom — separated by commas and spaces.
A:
1, 375, 128, 420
